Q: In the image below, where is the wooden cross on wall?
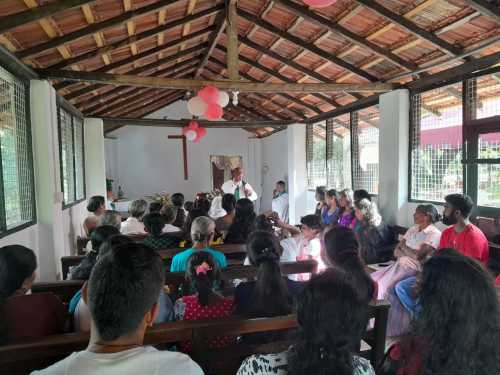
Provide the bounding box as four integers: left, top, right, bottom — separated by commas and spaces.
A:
167, 135, 188, 180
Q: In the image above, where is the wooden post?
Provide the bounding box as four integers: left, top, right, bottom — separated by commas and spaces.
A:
226, 0, 239, 81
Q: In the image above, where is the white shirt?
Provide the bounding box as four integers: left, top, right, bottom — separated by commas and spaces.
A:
272, 192, 289, 223
31, 346, 204, 375
120, 217, 145, 235
162, 224, 181, 233
221, 180, 258, 201
280, 235, 325, 281
403, 224, 441, 251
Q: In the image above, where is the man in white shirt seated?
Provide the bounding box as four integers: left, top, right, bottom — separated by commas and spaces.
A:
221, 167, 258, 202
120, 199, 147, 234
32, 242, 203, 375
271, 180, 289, 223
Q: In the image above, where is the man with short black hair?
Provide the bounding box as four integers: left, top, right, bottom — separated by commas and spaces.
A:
33, 243, 203, 375
272, 180, 289, 223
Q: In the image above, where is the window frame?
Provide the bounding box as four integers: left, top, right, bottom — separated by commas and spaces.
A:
57, 97, 86, 210
0, 63, 36, 238
408, 66, 500, 214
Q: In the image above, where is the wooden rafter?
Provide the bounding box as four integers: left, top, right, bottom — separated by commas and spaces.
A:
0, 0, 96, 36
463, 0, 500, 23
102, 117, 295, 128
227, 0, 239, 80
272, 0, 418, 71
17, 0, 183, 59
195, 12, 226, 77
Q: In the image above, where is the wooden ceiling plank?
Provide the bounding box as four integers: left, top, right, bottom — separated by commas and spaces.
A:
17, 0, 184, 60
272, 0, 417, 71
195, 12, 226, 77
463, 0, 500, 23
0, 0, 96, 35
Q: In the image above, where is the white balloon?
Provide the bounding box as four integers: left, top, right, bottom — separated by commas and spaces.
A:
218, 91, 230, 108
185, 130, 197, 142
187, 96, 207, 116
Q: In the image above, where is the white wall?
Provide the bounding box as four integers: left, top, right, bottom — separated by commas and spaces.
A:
260, 131, 288, 213
105, 100, 262, 210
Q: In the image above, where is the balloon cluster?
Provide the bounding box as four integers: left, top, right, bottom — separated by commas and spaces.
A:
303, 0, 336, 8
182, 120, 206, 143
187, 85, 230, 121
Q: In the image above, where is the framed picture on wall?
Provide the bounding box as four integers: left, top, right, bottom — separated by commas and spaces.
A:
210, 155, 242, 190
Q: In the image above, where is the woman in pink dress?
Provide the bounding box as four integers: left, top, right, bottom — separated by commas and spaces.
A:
371, 204, 441, 300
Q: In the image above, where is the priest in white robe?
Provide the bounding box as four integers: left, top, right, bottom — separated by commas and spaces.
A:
272, 180, 289, 223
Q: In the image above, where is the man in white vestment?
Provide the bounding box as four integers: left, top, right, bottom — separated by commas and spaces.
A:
272, 180, 289, 223
221, 167, 258, 202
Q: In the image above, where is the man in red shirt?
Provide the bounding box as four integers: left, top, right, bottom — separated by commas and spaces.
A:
439, 194, 489, 265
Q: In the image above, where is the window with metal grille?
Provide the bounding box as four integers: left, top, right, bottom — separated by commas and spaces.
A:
58, 104, 85, 207
469, 72, 500, 120
326, 114, 351, 190
306, 122, 327, 188
352, 106, 379, 194
410, 82, 463, 202
0, 65, 36, 234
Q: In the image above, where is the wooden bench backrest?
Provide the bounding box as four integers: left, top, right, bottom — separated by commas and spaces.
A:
35, 260, 318, 304
0, 300, 389, 374
63, 243, 247, 279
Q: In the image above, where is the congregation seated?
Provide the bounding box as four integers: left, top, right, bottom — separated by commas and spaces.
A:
338, 188, 356, 228
174, 252, 234, 352
323, 227, 376, 303
208, 195, 226, 220
314, 185, 326, 216
379, 249, 499, 375
278, 214, 326, 280
120, 199, 147, 235
214, 193, 236, 235
143, 213, 180, 251
171, 193, 187, 229
321, 189, 340, 226
371, 204, 441, 300
69, 225, 120, 280
237, 269, 375, 375
171, 216, 227, 272
193, 194, 211, 215
353, 198, 393, 264
82, 195, 105, 237
160, 204, 181, 233
234, 231, 301, 318
33, 242, 203, 375
98, 210, 122, 230
225, 198, 256, 244
182, 207, 209, 247
0, 245, 65, 343
148, 201, 162, 214
354, 189, 371, 202
254, 214, 275, 233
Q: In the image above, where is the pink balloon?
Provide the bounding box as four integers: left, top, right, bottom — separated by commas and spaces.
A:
185, 130, 197, 142
187, 120, 199, 130
204, 103, 223, 121
303, 0, 336, 8
194, 127, 207, 143
198, 85, 220, 104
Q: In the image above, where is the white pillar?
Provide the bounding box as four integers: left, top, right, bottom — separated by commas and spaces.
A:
287, 124, 307, 224
378, 89, 410, 226
84, 118, 107, 200
30, 80, 64, 281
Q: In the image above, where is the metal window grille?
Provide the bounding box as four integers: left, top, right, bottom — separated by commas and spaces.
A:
0, 65, 35, 231
306, 122, 327, 188
477, 133, 500, 208
326, 114, 351, 190
74, 117, 85, 201
410, 82, 463, 202
469, 73, 500, 120
352, 106, 380, 194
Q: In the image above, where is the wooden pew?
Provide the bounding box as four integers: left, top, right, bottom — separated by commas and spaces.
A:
62, 243, 247, 280
76, 233, 150, 255
34, 260, 318, 304
0, 301, 390, 375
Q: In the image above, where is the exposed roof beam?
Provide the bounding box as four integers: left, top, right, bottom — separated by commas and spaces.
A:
195, 12, 226, 77
0, 0, 96, 35
38, 69, 396, 92
227, 0, 239, 80
114, 90, 182, 118
17, 0, 182, 59
0, 45, 38, 80
47, 4, 223, 70
272, 0, 417, 71
237, 9, 379, 82
463, 0, 500, 23
355, 0, 463, 56
101, 117, 296, 128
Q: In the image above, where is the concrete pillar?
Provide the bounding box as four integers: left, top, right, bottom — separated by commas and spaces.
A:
84, 118, 107, 200
378, 89, 410, 226
287, 124, 308, 224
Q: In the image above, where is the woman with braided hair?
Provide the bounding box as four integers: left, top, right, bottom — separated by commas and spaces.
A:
234, 230, 302, 318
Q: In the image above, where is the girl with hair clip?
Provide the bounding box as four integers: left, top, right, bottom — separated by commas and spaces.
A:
237, 269, 375, 375
174, 252, 234, 351
234, 230, 298, 318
